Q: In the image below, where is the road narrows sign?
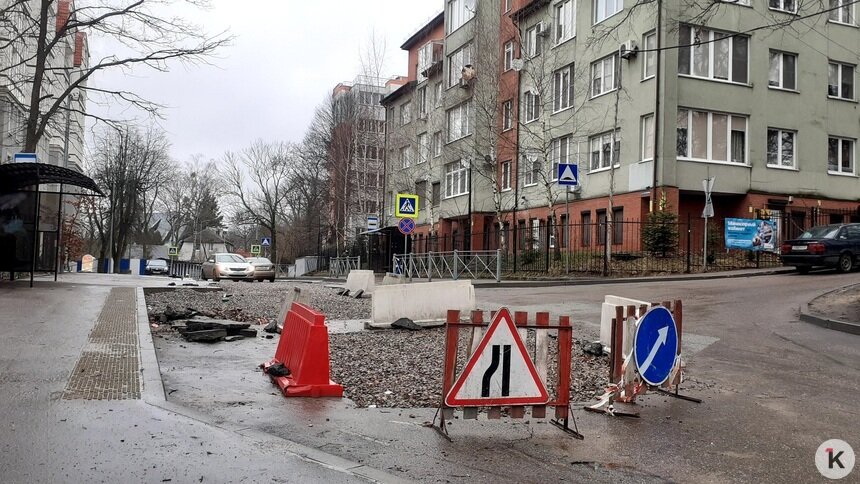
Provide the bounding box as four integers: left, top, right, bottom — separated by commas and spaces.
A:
446, 308, 550, 407
633, 306, 679, 386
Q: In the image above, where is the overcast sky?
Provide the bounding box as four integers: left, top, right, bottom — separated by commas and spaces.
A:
89, 1, 442, 164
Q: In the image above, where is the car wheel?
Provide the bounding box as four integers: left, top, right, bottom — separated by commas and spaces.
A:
269, 277, 275, 283
795, 265, 811, 274
837, 253, 854, 273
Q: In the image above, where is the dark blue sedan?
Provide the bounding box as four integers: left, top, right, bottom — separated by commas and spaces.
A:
781, 223, 860, 274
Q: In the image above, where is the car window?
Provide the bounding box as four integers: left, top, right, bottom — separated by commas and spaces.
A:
254, 258, 271, 264
216, 254, 246, 263
799, 226, 839, 239
843, 226, 860, 240
149, 260, 167, 267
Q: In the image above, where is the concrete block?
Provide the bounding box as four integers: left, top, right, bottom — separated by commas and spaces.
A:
372, 280, 475, 325
276, 287, 310, 331
381, 273, 405, 285
345, 270, 375, 295
600, 295, 650, 348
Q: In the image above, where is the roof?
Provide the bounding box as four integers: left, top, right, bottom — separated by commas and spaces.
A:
510, 0, 550, 21
0, 162, 104, 195
380, 80, 416, 106
401, 12, 445, 50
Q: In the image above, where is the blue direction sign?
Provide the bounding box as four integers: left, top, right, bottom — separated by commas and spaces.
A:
261, 237, 272, 247
633, 306, 679, 386
398, 218, 415, 235
557, 163, 578, 186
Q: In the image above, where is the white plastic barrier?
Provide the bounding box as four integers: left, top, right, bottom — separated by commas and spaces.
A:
600, 295, 651, 348
372, 280, 475, 325
381, 273, 404, 285
345, 269, 375, 295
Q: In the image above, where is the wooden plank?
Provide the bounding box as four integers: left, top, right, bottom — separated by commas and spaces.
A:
531, 406, 546, 419
555, 315, 572, 419
535, 312, 550, 390
514, 311, 528, 356
442, 310, 460, 408
487, 407, 501, 419
510, 406, 525, 418
469, 310, 484, 355
462, 407, 478, 420
612, 306, 624, 382
673, 299, 684, 387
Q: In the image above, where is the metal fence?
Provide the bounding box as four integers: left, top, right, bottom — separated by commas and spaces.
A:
393, 250, 502, 282
168, 260, 202, 280
329, 256, 361, 278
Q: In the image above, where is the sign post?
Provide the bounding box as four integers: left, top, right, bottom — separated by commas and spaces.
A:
702, 177, 715, 272
395, 194, 419, 257
557, 163, 578, 274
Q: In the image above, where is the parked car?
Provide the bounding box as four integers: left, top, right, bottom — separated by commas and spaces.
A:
246, 257, 276, 282
780, 223, 860, 273
144, 259, 169, 275
201, 253, 254, 281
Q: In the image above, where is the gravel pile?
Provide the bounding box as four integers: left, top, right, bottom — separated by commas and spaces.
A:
145, 282, 371, 325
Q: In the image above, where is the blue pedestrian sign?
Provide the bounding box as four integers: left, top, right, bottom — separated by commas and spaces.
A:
395, 193, 419, 218
261, 237, 271, 247
557, 163, 578, 186
633, 306, 679, 386
398, 218, 415, 235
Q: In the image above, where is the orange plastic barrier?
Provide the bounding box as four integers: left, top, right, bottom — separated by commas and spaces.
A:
262, 302, 343, 397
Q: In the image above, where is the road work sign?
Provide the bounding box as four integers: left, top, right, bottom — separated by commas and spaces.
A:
633, 306, 679, 386
446, 308, 549, 407
250, 245, 261, 255
395, 193, 419, 218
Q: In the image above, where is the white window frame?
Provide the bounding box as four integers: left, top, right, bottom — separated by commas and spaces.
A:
766, 128, 797, 169
502, 100, 513, 131
522, 156, 541, 186
501, 160, 512, 190
641, 114, 655, 161
524, 24, 543, 58
551, 135, 572, 180
432, 131, 443, 157
448, 43, 472, 88
434, 82, 443, 107
676, 108, 749, 165
399, 146, 414, 169
678, 25, 749, 85
828, 61, 855, 100
417, 86, 428, 117
828, 0, 855, 25
447, 0, 476, 34
768, 0, 797, 14
590, 54, 618, 98
400, 101, 411, 126
768, 50, 797, 91
589, 130, 620, 171
643, 31, 656, 80
554, 0, 575, 44
444, 159, 470, 198
828, 136, 855, 175
447, 101, 472, 142
503, 41, 514, 72
505, 0, 512, 12
594, 0, 621, 24
524, 91, 541, 122
418, 42, 433, 82
553, 63, 574, 112
417, 132, 429, 164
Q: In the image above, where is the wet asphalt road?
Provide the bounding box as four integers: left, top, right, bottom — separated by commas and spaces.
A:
153, 270, 860, 483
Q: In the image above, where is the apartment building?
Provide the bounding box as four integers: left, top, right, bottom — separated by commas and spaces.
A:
0, 0, 88, 172
383, 0, 860, 252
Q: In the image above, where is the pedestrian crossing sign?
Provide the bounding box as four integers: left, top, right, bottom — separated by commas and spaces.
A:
395, 193, 419, 218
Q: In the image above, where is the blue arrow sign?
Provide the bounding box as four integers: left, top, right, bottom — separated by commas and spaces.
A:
261, 237, 271, 247
633, 306, 679, 386
557, 163, 578, 186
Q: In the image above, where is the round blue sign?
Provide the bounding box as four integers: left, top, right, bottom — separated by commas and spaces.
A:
398, 218, 415, 235
633, 306, 679, 386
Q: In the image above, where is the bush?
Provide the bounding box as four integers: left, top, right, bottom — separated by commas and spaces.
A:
642, 198, 679, 257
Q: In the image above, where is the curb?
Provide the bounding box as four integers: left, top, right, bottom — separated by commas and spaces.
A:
134, 287, 407, 483
472, 267, 794, 288
798, 284, 860, 336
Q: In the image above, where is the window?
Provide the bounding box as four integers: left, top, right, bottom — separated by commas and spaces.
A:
524, 23, 544, 58
590, 130, 620, 170
643, 31, 656, 79
417, 133, 429, 164
591, 54, 618, 97
447, 101, 471, 141
676, 109, 748, 164
581, 211, 592, 246
597, 210, 607, 244
448, 43, 472, 88
828, 137, 855, 175
553, 64, 574, 112
551, 135, 572, 180
418, 43, 433, 82
415, 181, 427, 201
400, 101, 411, 125
678, 25, 748, 84
505, 0, 512, 12
828, 62, 854, 100
432, 182, 441, 207
445, 160, 470, 197
769, 0, 797, 13
641, 114, 655, 161
612, 207, 623, 244
434, 82, 443, 106
502, 100, 513, 130
559, 215, 568, 248
523, 155, 540, 186
501, 160, 511, 190
399, 146, 414, 168
766, 128, 796, 168
447, 0, 476, 33
829, 0, 854, 24
524, 91, 541, 122
768, 51, 797, 90
594, 0, 621, 23
417, 86, 428, 117
555, 0, 575, 43
387, 191, 394, 215
432, 131, 443, 157
503, 41, 514, 71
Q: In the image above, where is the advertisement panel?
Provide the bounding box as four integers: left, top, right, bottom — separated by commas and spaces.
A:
724, 218, 777, 251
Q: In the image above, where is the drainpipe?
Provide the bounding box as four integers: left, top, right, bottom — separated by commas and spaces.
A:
651, 0, 663, 209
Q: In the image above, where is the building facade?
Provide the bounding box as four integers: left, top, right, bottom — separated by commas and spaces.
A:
383, 0, 860, 255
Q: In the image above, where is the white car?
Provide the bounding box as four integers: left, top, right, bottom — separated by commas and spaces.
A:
201, 253, 254, 282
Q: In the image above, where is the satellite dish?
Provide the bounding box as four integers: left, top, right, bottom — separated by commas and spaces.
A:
512, 58, 524, 71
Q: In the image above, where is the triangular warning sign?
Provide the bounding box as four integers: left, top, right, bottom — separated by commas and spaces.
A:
446, 308, 549, 407
560, 165, 577, 182
399, 198, 415, 213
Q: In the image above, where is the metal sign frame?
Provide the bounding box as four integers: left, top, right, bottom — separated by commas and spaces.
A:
395, 193, 419, 218
557, 163, 579, 186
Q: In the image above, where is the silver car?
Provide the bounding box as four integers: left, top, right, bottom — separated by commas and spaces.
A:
201, 253, 254, 282
246, 257, 276, 282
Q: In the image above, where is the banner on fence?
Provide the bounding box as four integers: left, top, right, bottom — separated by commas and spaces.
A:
724, 218, 777, 251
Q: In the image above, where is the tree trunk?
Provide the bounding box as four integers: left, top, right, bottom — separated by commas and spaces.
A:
24, 0, 51, 152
